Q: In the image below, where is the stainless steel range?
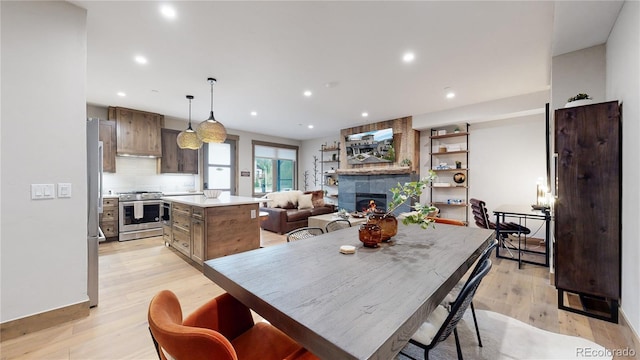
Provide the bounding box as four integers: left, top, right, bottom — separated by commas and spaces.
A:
118, 191, 164, 241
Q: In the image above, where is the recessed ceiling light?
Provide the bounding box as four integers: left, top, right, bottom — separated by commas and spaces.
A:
117, 92, 126, 97
403, 52, 415, 63
303, 90, 312, 97
250, 111, 257, 116
444, 87, 456, 99
134, 55, 148, 64
160, 5, 176, 19
308, 125, 314, 129
361, 112, 369, 117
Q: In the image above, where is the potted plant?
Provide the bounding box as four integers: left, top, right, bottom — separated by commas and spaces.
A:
565, 93, 593, 108
364, 170, 438, 243
400, 158, 412, 167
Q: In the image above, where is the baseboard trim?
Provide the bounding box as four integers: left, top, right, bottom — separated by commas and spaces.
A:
0, 301, 90, 341
619, 307, 640, 352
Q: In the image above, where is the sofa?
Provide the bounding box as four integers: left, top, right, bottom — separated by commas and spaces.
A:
260, 190, 335, 234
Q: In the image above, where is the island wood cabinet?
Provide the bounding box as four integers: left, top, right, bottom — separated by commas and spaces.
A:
99, 198, 118, 240
160, 129, 198, 174
554, 101, 621, 322
170, 203, 193, 260
99, 119, 116, 173
171, 203, 205, 264
168, 199, 260, 266
108, 106, 163, 157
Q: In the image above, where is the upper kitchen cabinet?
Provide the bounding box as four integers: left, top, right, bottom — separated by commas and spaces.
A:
109, 106, 163, 157
160, 129, 199, 174
99, 119, 116, 172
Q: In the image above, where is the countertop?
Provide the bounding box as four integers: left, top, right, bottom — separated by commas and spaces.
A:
161, 193, 265, 208
162, 191, 204, 196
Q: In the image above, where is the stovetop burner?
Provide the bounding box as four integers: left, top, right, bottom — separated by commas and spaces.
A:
119, 191, 163, 201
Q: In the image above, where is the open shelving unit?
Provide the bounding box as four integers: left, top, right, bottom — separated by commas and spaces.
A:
429, 123, 469, 224
320, 143, 340, 205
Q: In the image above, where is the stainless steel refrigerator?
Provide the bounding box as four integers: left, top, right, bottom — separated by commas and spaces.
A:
87, 118, 105, 307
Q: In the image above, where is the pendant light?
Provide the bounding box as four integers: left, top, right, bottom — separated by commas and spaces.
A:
196, 77, 227, 143
177, 95, 203, 150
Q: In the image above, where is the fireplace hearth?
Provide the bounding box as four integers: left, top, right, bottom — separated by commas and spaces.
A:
338, 171, 418, 214
356, 193, 387, 213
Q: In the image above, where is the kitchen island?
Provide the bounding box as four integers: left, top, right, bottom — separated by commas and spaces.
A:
162, 194, 265, 266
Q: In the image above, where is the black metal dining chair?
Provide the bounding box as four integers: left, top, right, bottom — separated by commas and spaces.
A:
285, 227, 324, 242
442, 239, 498, 348
325, 219, 352, 233
402, 259, 493, 360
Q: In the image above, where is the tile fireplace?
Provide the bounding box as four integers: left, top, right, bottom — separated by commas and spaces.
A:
338, 169, 418, 214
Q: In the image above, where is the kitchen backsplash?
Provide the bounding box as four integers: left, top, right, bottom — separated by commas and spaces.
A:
103, 157, 198, 195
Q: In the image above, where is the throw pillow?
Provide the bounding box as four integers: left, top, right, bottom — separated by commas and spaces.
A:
306, 190, 325, 207
298, 194, 313, 210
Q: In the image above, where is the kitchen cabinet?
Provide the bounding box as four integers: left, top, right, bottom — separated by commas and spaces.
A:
554, 101, 621, 323
109, 106, 163, 157
99, 119, 116, 173
170, 202, 205, 265
99, 198, 118, 239
429, 124, 469, 224
191, 207, 205, 264
160, 129, 199, 174
320, 144, 340, 204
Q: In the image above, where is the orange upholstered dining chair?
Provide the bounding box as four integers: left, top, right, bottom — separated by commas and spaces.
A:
148, 290, 318, 360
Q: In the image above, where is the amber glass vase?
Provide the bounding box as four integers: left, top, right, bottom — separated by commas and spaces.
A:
367, 212, 398, 241
359, 224, 382, 248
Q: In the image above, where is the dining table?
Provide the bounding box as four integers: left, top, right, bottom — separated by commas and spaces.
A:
203, 223, 495, 360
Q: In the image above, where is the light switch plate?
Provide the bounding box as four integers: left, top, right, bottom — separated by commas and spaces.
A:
58, 183, 72, 198
31, 184, 55, 200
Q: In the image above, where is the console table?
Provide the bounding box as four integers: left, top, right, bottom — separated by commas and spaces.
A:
493, 204, 551, 269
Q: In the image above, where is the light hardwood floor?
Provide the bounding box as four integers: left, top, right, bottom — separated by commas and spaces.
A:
1, 230, 637, 359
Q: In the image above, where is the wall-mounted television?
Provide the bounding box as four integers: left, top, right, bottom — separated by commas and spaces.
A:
344, 128, 394, 165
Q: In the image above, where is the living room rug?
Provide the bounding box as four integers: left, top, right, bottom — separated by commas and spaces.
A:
398, 309, 612, 360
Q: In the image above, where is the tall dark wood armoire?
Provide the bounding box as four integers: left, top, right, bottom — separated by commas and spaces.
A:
554, 100, 621, 323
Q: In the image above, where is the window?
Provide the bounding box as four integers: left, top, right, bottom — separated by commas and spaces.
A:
253, 141, 298, 196
204, 137, 237, 194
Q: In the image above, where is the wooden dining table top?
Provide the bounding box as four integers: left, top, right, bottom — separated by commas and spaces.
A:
203, 223, 495, 360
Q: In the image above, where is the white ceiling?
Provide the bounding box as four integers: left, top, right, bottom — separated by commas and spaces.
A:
72, 1, 623, 140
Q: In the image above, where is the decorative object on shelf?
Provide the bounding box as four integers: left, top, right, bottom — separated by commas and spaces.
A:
565, 93, 593, 108
453, 172, 466, 184
454, 127, 460, 133
358, 223, 382, 248
177, 95, 203, 150
455, 161, 462, 169
196, 77, 227, 143
438, 145, 447, 153
337, 208, 349, 219
437, 129, 447, 136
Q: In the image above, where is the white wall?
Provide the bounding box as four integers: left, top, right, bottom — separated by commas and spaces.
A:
551, 44, 606, 112
415, 94, 548, 228
606, 0, 640, 340
1, 2, 88, 322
